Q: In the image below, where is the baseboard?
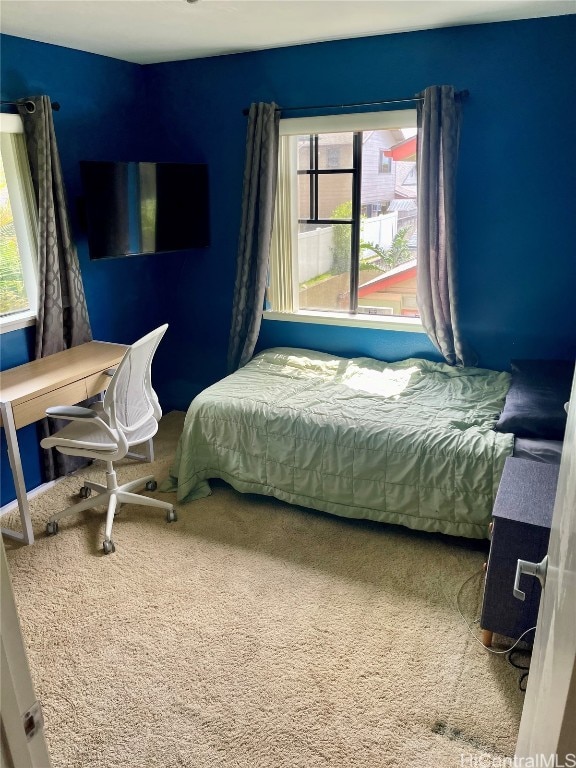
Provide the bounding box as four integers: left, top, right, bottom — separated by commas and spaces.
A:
0, 478, 63, 518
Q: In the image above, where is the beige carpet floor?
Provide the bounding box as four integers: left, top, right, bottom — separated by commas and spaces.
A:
4, 411, 525, 768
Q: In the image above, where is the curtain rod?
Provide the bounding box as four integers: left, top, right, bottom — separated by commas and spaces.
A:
0, 99, 61, 113
242, 90, 468, 116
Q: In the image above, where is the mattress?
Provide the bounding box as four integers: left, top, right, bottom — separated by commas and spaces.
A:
165, 348, 515, 539
513, 437, 563, 464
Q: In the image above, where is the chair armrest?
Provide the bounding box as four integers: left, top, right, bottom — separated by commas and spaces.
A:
45, 406, 98, 420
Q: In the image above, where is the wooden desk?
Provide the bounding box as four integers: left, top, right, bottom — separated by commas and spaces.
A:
1, 341, 127, 545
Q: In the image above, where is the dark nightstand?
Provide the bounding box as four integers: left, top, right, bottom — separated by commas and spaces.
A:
480, 456, 559, 647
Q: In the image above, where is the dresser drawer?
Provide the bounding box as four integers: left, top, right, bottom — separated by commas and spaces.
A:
85, 372, 113, 398
12, 380, 89, 429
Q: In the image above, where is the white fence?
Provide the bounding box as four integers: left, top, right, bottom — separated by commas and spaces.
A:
298, 226, 335, 283
298, 212, 398, 283
361, 212, 398, 253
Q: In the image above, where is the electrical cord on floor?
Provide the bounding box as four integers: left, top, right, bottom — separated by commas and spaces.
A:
447, 568, 537, 663
508, 648, 532, 692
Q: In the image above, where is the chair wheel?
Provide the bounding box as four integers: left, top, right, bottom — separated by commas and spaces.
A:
103, 540, 116, 555
145, 480, 157, 492
46, 521, 59, 536
166, 509, 177, 523
79, 486, 92, 499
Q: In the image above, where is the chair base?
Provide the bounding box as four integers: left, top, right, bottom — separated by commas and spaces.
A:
46, 464, 176, 553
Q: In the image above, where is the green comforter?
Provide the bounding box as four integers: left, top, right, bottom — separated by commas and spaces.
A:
167, 348, 514, 538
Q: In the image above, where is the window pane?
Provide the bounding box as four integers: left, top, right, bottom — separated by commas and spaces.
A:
317, 133, 353, 170
317, 173, 353, 219
297, 136, 312, 171
297, 172, 313, 219
357, 127, 418, 317
297, 223, 351, 312
0, 150, 30, 316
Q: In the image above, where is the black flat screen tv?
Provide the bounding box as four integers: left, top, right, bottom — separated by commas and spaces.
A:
80, 161, 209, 260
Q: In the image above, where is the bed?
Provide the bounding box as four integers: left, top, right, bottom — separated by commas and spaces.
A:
166, 347, 524, 539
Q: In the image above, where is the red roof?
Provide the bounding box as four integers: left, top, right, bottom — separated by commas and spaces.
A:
358, 260, 417, 297
384, 135, 417, 162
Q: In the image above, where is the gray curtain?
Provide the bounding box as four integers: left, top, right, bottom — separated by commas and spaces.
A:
227, 102, 279, 372
416, 85, 472, 367
18, 95, 93, 480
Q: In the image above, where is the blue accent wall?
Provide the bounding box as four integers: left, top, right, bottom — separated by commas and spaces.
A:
0, 34, 213, 505
144, 14, 576, 380
0, 34, 155, 353
1, 16, 575, 506
256, 321, 441, 363
0, 35, 155, 506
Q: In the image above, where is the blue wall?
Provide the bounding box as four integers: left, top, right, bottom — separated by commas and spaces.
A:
1, 16, 575, 506
0, 34, 155, 351
0, 35, 155, 506
144, 15, 576, 381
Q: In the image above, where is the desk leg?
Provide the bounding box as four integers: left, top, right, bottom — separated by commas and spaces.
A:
1, 401, 34, 546
144, 438, 154, 463
126, 438, 154, 463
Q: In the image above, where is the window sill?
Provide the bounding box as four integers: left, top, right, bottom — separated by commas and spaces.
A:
0, 310, 36, 335
263, 310, 425, 334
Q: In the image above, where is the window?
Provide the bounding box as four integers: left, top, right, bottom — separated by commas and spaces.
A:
268, 110, 421, 329
379, 150, 392, 174
0, 114, 38, 332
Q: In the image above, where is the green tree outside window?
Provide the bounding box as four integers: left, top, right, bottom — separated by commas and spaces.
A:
0, 153, 29, 315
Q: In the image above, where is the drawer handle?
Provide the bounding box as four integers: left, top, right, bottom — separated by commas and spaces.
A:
513, 555, 548, 601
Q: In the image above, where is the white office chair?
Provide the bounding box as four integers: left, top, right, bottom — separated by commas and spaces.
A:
41, 324, 176, 554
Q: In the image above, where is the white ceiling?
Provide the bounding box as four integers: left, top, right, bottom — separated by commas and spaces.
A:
1, 0, 574, 65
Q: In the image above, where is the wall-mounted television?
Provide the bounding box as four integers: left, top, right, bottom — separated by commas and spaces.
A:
80, 161, 209, 260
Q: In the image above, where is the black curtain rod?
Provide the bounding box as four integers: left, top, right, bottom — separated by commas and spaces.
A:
242, 90, 468, 116
0, 99, 61, 113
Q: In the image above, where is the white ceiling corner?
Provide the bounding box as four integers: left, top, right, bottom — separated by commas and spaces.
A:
0, 0, 574, 65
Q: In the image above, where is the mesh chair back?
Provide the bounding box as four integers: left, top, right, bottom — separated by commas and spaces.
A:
103, 325, 168, 444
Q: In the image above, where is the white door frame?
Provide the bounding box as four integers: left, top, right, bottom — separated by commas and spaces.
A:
1, 539, 52, 767
516, 367, 576, 758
